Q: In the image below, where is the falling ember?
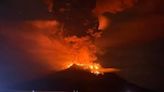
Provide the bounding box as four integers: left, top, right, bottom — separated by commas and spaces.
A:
23, 0, 121, 75
61, 33, 119, 75
66, 63, 103, 75
61, 35, 119, 75
25, 20, 119, 75
66, 63, 119, 75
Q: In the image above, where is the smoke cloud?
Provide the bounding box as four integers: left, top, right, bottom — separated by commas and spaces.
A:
94, 0, 137, 15
0, 0, 163, 91
96, 0, 164, 48
95, 0, 164, 91
0, 20, 102, 71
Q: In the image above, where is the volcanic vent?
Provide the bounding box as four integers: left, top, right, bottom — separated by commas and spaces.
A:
13, 65, 153, 92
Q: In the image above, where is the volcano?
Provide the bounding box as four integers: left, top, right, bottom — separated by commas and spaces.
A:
12, 64, 154, 92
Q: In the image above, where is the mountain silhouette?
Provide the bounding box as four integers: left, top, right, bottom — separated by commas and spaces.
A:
12, 64, 154, 92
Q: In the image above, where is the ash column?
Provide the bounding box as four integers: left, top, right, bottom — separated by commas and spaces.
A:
52, 0, 98, 37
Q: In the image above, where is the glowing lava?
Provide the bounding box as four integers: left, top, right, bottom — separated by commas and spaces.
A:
66, 63, 119, 75
26, 21, 119, 74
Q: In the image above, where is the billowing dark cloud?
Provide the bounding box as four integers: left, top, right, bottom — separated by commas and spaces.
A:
96, 0, 164, 91
97, 15, 164, 48
94, 0, 137, 15
0, 0, 163, 91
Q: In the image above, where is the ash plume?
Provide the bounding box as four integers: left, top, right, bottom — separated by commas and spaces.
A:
94, 0, 137, 15
0, 0, 163, 91
0, 0, 140, 75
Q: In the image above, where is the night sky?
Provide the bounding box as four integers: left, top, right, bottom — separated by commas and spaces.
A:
0, 0, 164, 91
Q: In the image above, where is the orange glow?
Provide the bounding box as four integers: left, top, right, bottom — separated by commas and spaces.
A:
94, 0, 137, 15
98, 15, 111, 30
66, 63, 102, 75
24, 20, 119, 75
66, 63, 119, 75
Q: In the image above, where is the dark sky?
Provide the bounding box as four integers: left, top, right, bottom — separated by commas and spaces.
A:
0, 0, 164, 91
0, 0, 52, 20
